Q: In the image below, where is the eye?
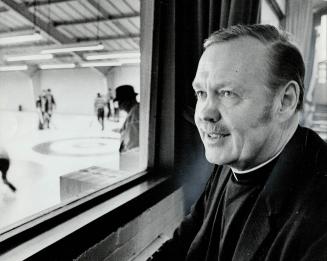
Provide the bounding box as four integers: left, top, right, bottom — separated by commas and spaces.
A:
194, 90, 207, 99
219, 90, 235, 98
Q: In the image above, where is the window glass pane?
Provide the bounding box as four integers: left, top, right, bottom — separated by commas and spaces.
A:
261, 0, 280, 28
303, 14, 327, 141
0, 0, 144, 233
275, 0, 286, 14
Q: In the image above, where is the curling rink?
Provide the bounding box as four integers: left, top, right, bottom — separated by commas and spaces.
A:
0, 110, 130, 232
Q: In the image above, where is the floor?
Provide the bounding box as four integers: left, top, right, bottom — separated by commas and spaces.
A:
0, 110, 135, 233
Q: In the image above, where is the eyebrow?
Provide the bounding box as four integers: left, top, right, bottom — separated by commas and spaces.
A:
192, 81, 235, 90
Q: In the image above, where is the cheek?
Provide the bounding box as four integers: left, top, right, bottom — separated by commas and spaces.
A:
226, 112, 259, 147
231, 123, 267, 153
194, 115, 202, 137
194, 105, 202, 128
223, 109, 249, 133
226, 102, 267, 131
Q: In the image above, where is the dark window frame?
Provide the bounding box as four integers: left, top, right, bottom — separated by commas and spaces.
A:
0, 1, 174, 259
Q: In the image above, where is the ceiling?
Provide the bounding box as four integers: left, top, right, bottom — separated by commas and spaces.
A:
0, 0, 140, 70
1, 0, 326, 72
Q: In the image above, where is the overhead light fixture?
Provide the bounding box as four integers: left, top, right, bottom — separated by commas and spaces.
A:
39, 63, 76, 70
5, 54, 53, 62
80, 61, 122, 67
0, 31, 42, 46
84, 51, 140, 60
119, 58, 141, 64
41, 42, 104, 54
0, 65, 28, 72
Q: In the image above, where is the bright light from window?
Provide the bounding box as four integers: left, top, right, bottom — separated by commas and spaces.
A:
0, 65, 28, 71
41, 43, 104, 54
0, 32, 42, 45
85, 51, 140, 60
5, 54, 54, 62
39, 63, 76, 69
80, 61, 122, 67
119, 58, 141, 64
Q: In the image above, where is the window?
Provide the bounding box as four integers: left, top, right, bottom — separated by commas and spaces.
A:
0, 0, 150, 240
303, 8, 327, 141
261, 0, 285, 28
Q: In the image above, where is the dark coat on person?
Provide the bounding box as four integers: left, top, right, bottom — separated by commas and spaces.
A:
150, 126, 327, 261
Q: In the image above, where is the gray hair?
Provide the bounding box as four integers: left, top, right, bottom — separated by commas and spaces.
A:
204, 24, 305, 110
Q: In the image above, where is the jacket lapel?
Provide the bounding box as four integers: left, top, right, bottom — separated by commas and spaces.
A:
232, 126, 308, 261
232, 192, 271, 261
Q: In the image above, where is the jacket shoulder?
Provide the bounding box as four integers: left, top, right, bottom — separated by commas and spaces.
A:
303, 127, 327, 174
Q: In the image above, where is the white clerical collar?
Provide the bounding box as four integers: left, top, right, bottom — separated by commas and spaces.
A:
231, 145, 285, 175
230, 125, 298, 180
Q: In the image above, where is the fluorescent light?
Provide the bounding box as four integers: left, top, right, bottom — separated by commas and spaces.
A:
0, 32, 42, 45
41, 43, 104, 54
119, 58, 140, 64
85, 51, 140, 60
39, 63, 76, 70
5, 54, 53, 62
0, 65, 28, 71
80, 61, 122, 67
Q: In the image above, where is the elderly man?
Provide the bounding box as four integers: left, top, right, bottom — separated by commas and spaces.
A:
150, 24, 327, 260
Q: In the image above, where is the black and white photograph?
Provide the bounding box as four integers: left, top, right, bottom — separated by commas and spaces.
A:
1, 0, 327, 260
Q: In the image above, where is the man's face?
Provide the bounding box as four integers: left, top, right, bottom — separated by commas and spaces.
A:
118, 100, 128, 112
193, 37, 282, 170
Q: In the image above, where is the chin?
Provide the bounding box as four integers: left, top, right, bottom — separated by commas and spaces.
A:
205, 150, 230, 165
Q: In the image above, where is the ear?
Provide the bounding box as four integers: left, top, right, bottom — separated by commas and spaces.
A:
276, 80, 300, 122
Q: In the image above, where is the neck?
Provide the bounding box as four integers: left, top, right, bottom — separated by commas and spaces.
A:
275, 113, 299, 153
231, 146, 283, 174
232, 114, 299, 172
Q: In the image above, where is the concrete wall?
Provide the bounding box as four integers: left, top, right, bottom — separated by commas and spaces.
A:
107, 65, 140, 100
0, 65, 140, 115
39, 68, 107, 115
0, 71, 34, 111
76, 188, 184, 261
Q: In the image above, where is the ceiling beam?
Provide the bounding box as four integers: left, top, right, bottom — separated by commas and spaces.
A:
54, 13, 140, 27
24, 0, 77, 8
0, 0, 76, 13
1, 0, 99, 69
86, 0, 139, 46
0, 26, 34, 34
76, 33, 140, 42
2, 0, 73, 44
87, 0, 131, 35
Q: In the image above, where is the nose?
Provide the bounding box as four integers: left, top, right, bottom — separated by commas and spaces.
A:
197, 99, 221, 123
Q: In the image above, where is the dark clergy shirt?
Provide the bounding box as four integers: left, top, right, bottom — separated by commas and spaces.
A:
213, 157, 278, 260
150, 126, 327, 261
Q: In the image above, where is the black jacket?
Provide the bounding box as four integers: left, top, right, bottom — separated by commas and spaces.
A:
151, 126, 327, 260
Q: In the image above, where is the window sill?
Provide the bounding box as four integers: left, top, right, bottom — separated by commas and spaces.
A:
0, 170, 174, 260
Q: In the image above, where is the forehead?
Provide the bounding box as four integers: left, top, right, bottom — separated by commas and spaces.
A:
194, 37, 269, 87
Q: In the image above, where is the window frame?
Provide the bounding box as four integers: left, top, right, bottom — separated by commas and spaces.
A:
0, 171, 174, 260
0, 1, 170, 259
262, 0, 286, 28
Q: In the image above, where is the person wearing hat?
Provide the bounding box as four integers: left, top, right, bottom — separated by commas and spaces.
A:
114, 85, 139, 153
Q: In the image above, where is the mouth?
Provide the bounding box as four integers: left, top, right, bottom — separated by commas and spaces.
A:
205, 132, 230, 144
207, 133, 229, 138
